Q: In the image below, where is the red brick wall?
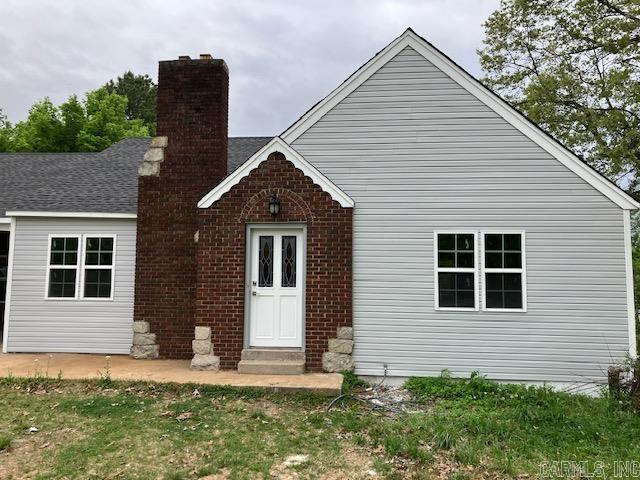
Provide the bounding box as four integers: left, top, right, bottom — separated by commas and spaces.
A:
133, 57, 229, 358
196, 152, 353, 371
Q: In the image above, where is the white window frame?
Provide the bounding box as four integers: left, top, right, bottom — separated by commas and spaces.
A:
433, 231, 479, 311
80, 234, 117, 301
44, 234, 81, 300
480, 230, 527, 313
44, 234, 117, 301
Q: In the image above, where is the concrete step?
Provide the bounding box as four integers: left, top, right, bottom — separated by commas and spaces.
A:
241, 348, 305, 362
237, 359, 305, 375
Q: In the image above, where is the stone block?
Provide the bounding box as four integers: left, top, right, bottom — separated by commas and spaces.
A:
138, 161, 161, 177
143, 146, 164, 163
194, 326, 211, 340
150, 136, 168, 148
191, 354, 220, 371
192, 339, 212, 355
130, 344, 159, 359
337, 327, 353, 340
132, 321, 149, 334
133, 333, 156, 345
328, 339, 353, 354
322, 352, 354, 373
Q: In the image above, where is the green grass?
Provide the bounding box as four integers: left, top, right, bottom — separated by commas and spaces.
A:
0, 373, 639, 479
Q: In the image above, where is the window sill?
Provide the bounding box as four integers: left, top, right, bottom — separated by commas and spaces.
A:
435, 307, 478, 312
484, 308, 526, 313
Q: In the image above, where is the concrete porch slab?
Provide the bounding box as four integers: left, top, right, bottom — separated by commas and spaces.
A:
0, 353, 343, 396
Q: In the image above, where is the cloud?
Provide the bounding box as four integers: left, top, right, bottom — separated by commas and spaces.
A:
0, 0, 499, 136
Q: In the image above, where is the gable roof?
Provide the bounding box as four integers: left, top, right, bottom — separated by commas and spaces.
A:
198, 137, 354, 208
0, 137, 271, 217
281, 28, 639, 210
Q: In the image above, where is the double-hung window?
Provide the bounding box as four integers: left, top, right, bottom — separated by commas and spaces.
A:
82, 236, 115, 299
46, 236, 80, 298
434, 231, 526, 312
435, 233, 478, 310
46, 234, 116, 300
482, 233, 526, 311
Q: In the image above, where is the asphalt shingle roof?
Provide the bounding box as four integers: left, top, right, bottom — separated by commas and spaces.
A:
0, 136, 271, 217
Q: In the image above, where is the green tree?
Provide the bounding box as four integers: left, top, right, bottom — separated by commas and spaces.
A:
0, 109, 12, 151
10, 98, 63, 152
479, 0, 640, 195
76, 87, 149, 152
105, 71, 157, 134
0, 88, 149, 153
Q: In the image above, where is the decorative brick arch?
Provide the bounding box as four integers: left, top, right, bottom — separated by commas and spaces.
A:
195, 152, 352, 371
239, 187, 315, 224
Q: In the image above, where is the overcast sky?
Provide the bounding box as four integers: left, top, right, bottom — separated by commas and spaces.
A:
0, 0, 499, 136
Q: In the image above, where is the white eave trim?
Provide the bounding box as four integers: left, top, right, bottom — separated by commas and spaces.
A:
281, 28, 639, 211
5, 211, 137, 219
198, 137, 354, 208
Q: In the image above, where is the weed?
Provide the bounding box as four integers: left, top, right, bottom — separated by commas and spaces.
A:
342, 371, 368, 393
0, 434, 12, 451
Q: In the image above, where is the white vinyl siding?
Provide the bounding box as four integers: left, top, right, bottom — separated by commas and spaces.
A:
6, 217, 135, 354
292, 46, 630, 384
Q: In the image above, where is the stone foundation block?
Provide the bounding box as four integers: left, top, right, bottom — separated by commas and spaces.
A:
194, 326, 211, 340
192, 339, 212, 355
322, 352, 354, 373
132, 321, 150, 334
130, 344, 159, 359
133, 333, 156, 345
328, 339, 354, 354
191, 354, 220, 371
337, 327, 353, 340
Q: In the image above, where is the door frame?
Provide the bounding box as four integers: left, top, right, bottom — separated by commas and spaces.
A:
244, 223, 307, 350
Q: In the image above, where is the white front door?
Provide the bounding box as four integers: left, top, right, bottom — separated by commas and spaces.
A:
249, 228, 304, 348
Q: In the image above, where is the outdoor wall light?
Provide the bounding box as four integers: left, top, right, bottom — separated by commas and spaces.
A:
269, 194, 281, 217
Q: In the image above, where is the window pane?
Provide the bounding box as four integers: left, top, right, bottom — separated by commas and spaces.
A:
48, 269, 76, 298
101, 238, 114, 251
99, 252, 113, 266
84, 269, 112, 298
457, 273, 474, 290
503, 273, 522, 290
504, 234, 521, 251
504, 252, 522, 268
85, 237, 114, 266
281, 236, 296, 288
485, 273, 522, 310
438, 234, 455, 250
51, 252, 64, 265
438, 272, 455, 289
258, 236, 273, 287
458, 290, 474, 308
438, 272, 474, 308
86, 252, 99, 266
486, 291, 503, 309
485, 252, 502, 269
485, 234, 502, 251
50, 237, 78, 266
457, 234, 474, 251
457, 252, 474, 268
86, 238, 100, 251
439, 289, 455, 308
438, 252, 455, 268
51, 238, 65, 251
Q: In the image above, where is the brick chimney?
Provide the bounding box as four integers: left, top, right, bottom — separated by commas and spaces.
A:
131, 54, 229, 359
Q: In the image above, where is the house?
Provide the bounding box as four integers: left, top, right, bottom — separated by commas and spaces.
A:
1, 29, 637, 388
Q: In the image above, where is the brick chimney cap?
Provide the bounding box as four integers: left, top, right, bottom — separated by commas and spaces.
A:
200, 54, 213, 60
178, 55, 191, 60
